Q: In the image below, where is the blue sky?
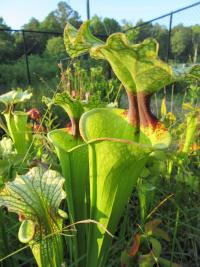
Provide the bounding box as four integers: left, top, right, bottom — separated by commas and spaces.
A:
0, 0, 199, 29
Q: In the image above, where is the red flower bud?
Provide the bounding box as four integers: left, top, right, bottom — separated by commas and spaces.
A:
27, 108, 40, 121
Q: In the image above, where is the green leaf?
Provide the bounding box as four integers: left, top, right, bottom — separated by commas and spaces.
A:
65, 21, 172, 150
0, 167, 66, 267
0, 177, 3, 188
0, 89, 32, 108
121, 250, 132, 267
65, 22, 200, 95
153, 228, 170, 242
0, 166, 66, 220
145, 219, 162, 234
182, 113, 198, 153
80, 108, 140, 141
45, 92, 84, 137
139, 253, 156, 267
0, 137, 14, 157
58, 209, 68, 219
48, 129, 88, 225
80, 107, 170, 148
144, 220, 170, 241
149, 237, 162, 257
140, 167, 151, 178
78, 104, 169, 267
159, 257, 182, 267
85, 138, 151, 267
45, 92, 89, 265
18, 220, 36, 243
48, 129, 89, 266
4, 111, 32, 155
173, 64, 200, 82
64, 21, 104, 58
137, 180, 157, 222
64, 21, 174, 95
138, 237, 161, 267
48, 92, 84, 120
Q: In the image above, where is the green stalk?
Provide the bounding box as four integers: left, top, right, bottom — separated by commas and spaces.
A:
182, 113, 198, 153
170, 207, 180, 267
81, 138, 151, 267
4, 111, 32, 155
48, 130, 89, 267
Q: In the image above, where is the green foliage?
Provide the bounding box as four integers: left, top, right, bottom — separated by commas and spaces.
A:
0, 15, 199, 267
0, 167, 66, 267
192, 24, 200, 63
120, 219, 181, 267
0, 17, 15, 63
50, 91, 84, 120
4, 111, 32, 155
1, 2, 200, 91
161, 85, 200, 191
84, 139, 151, 267
48, 130, 88, 266
64, 21, 174, 95
0, 137, 13, 156
46, 36, 66, 58
90, 15, 121, 36
171, 24, 193, 61
0, 89, 33, 155
0, 137, 16, 187
0, 89, 32, 108
0, 55, 59, 89
50, 21, 182, 267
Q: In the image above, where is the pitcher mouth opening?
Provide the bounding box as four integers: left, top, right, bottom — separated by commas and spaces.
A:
48, 128, 169, 155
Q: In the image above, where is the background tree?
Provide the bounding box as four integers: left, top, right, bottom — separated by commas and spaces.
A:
134, 20, 154, 42
121, 20, 139, 43
90, 15, 121, 37
40, 1, 81, 31
150, 23, 168, 59
40, 12, 62, 32
13, 2, 82, 60
54, 1, 81, 28
14, 18, 46, 57
0, 17, 15, 63
171, 24, 193, 62
192, 25, 200, 63
45, 36, 66, 58
0, 2, 199, 90
103, 17, 121, 35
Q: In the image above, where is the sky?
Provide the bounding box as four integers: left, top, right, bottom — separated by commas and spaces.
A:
0, 0, 199, 29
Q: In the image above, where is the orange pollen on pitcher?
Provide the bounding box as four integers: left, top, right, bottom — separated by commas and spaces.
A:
66, 122, 72, 134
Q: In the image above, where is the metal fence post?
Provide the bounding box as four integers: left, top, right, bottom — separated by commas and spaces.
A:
22, 30, 31, 85
87, 0, 90, 19
166, 13, 173, 62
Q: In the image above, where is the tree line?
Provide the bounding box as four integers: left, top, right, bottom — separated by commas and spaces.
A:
0, 1, 199, 89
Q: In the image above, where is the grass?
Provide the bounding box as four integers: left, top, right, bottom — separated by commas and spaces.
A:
105, 178, 200, 267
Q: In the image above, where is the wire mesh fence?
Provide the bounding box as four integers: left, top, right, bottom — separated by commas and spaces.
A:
0, 1, 200, 91
124, 1, 200, 62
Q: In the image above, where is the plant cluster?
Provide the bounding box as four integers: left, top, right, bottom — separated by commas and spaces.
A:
0, 21, 199, 267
